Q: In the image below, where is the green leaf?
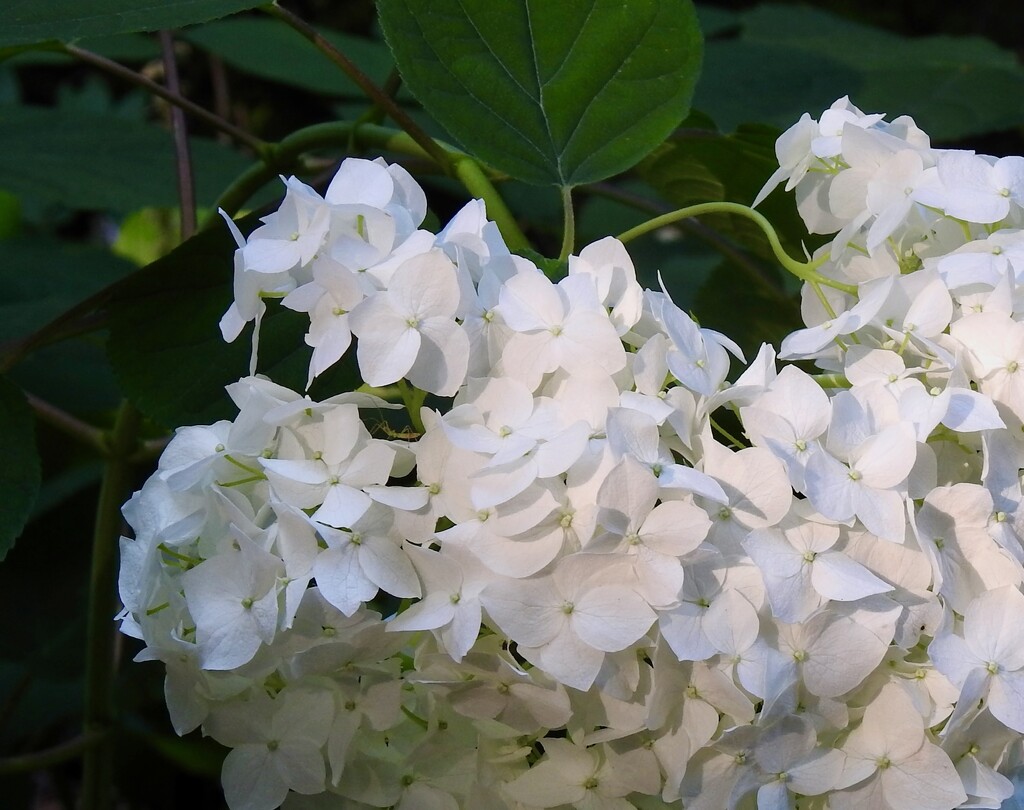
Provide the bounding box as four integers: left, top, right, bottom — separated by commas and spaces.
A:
184, 18, 398, 97
694, 260, 801, 359
378, 0, 703, 186
0, 104, 251, 212
3, 33, 160, 64
696, 4, 1024, 141
0, 244, 128, 332
637, 122, 819, 261
0, 0, 269, 49
108, 214, 361, 428
0, 375, 40, 560
0, 237, 135, 343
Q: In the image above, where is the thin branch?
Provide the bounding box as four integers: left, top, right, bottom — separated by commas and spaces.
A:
355, 67, 403, 128
159, 31, 197, 240
26, 393, 107, 454
0, 732, 106, 776
129, 436, 171, 464
208, 53, 233, 145
265, 2, 453, 172
63, 44, 268, 156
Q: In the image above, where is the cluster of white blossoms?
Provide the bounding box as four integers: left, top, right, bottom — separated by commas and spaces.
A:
119, 97, 1024, 810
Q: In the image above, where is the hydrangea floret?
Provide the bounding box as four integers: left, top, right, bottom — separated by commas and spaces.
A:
119, 99, 1024, 809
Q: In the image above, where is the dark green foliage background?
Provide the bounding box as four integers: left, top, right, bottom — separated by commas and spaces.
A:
0, 0, 1021, 806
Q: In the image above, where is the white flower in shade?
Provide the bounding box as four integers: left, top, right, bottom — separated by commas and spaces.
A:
803, 387, 916, 543
502, 738, 659, 809
939, 710, 1016, 809
912, 484, 1022, 613
207, 688, 335, 810
775, 596, 900, 698
931, 586, 1024, 734
591, 455, 711, 607
745, 503, 893, 624
834, 682, 966, 810
730, 715, 844, 809
741, 365, 830, 490
313, 504, 420, 617
951, 311, 1024, 422
181, 531, 282, 671
481, 554, 655, 691
386, 544, 490, 661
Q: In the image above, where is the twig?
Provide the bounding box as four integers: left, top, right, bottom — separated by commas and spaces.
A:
0, 732, 106, 776
159, 31, 197, 240
64, 44, 268, 156
26, 393, 107, 454
208, 53, 232, 145
266, 2, 453, 173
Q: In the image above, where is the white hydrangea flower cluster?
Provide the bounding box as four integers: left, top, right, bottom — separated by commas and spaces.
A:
119, 100, 1024, 810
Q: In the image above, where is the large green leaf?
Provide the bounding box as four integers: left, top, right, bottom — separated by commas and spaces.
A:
108, 214, 361, 428
0, 105, 251, 212
0, 0, 268, 48
697, 4, 1024, 141
185, 18, 397, 98
0, 375, 40, 560
638, 121, 819, 261
694, 261, 801, 360
378, 0, 703, 186
0, 238, 135, 343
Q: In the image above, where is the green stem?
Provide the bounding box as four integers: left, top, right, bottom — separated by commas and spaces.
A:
809, 280, 839, 320
0, 731, 106, 776
617, 201, 857, 296
585, 183, 798, 307
710, 417, 746, 450
812, 373, 852, 389
397, 380, 427, 435
81, 401, 141, 810
451, 157, 530, 253
558, 185, 575, 261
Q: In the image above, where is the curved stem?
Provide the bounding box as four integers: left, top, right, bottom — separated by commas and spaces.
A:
63, 45, 268, 157
452, 157, 530, 253
81, 401, 141, 810
558, 186, 575, 261
584, 183, 798, 307
617, 201, 857, 296
0, 732, 106, 776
